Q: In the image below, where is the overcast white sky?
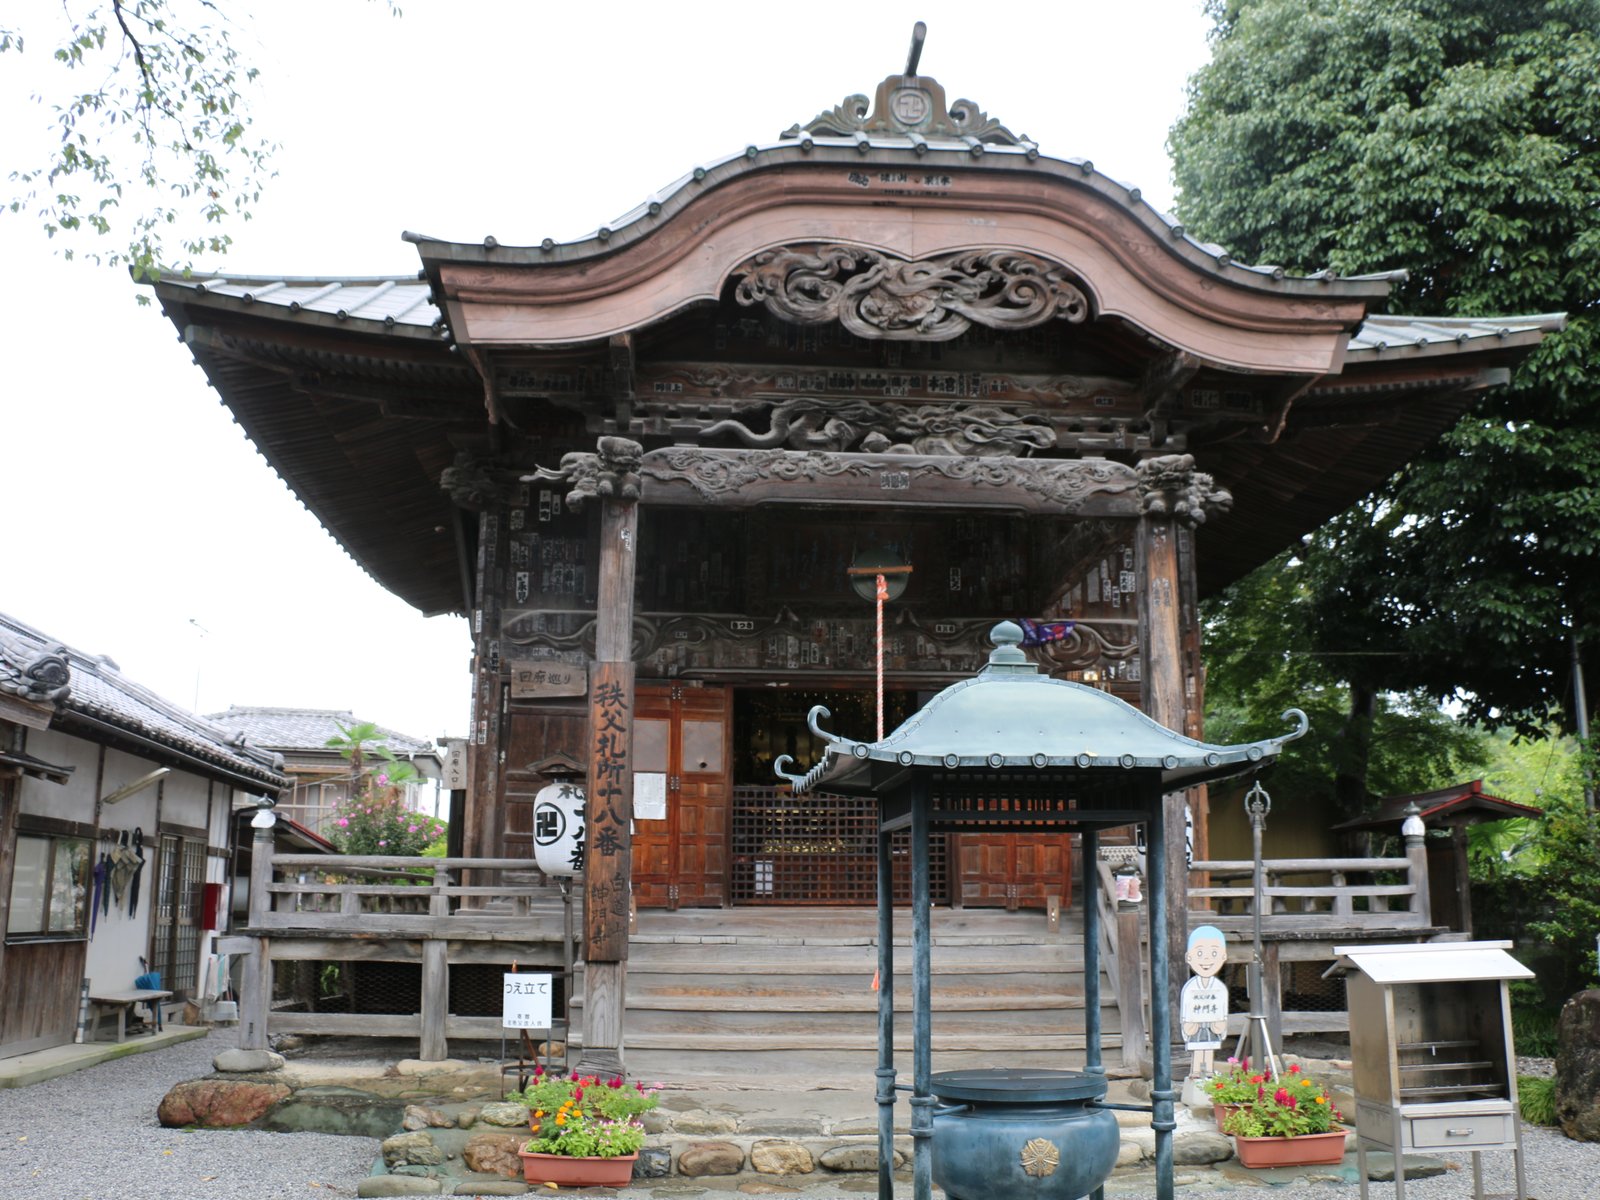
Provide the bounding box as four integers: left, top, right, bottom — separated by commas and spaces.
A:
0, 0, 1213, 746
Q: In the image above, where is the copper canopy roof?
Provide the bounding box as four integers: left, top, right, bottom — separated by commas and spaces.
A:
778, 621, 1306, 795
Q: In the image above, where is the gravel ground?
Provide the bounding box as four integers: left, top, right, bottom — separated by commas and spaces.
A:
0, 1033, 376, 1200
4, 1032, 1597, 1199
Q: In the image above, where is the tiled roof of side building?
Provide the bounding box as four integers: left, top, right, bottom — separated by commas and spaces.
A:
0, 611, 288, 790
206, 705, 437, 756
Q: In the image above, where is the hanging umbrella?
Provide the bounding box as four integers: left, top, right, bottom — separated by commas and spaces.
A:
108, 842, 138, 907
128, 827, 146, 918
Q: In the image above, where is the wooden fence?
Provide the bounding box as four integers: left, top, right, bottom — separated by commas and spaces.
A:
1100, 841, 1441, 1064
222, 835, 573, 1060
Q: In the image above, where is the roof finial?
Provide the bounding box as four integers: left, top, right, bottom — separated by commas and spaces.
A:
906, 21, 927, 77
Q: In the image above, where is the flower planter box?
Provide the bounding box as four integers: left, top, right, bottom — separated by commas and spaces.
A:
1232, 1128, 1348, 1169
1213, 1102, 1245, 1130
518, 1150, 638, 1187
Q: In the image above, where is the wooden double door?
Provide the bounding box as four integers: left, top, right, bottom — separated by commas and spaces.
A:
957, 833, 1075, 909
630, 684, 731, 908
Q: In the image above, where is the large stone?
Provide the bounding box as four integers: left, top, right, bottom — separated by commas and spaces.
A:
678, 1141, 746, 1176
636, 1146, 672, 1178
404, 1104, 458, 1131
451, 1183, 529, 1196
1557, 988, 1600, 1141
477, 1101, 531, 1128
1173, 1128, 1234, 1165
1117, 1138, 1144, 1167
158, 1079, 291, 1127
675, 1109, 740, 1135
750, 1139, 814, 1175
212, 1048, 285, 1073
463, 1133, 525, 1179
818, 1143, 897, 1172
356, 1178, 443, 1197
383, 1131, 446, 1168
262, 1086, 405, 1138
1363, 1152, 1449, 1182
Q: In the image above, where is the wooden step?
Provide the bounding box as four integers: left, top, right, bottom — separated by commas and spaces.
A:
609, 975, 1096, 1005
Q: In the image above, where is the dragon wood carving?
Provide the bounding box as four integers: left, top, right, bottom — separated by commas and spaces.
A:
641, 448, 1136, 511
1135, 453, 1233, 526
699, 397, 1055, 457
732, 245, 1089, 342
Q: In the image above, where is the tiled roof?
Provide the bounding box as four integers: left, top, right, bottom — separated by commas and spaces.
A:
0, 612, 288, 791
206, 705, 436, 757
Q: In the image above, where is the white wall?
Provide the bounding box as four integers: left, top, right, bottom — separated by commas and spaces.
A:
16, 727, 97, 821
85, 747, 163, 997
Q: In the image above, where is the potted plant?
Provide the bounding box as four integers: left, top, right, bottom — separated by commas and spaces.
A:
507, 1068, 661, 1187
1221, 1066, 1348, 1169
1206, 1057, 1268, 1130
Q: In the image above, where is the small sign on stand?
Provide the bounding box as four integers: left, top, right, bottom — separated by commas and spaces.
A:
503, 972, 554, 1030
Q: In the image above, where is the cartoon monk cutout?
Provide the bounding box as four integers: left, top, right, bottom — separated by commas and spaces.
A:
1180, 924, 1229, 1077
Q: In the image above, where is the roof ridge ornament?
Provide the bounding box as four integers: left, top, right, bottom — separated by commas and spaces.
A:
781, 23, 1034, 151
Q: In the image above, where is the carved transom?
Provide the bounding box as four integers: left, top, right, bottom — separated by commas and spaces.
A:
732, 244, 1090, 343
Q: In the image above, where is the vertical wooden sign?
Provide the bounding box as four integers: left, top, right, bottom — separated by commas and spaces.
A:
585, 659, 634, 961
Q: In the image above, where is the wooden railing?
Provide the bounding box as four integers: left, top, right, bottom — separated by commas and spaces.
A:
227, 839, 573, 1060
1188, 849, 1432, 929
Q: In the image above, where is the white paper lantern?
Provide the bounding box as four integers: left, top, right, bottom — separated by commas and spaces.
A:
532, 780, 586, 877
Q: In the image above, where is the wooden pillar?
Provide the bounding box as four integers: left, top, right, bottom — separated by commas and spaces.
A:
466, 506, 504, 862
578, 454, 641, 1076
1137, 455, 1230, 1061
239, 820, 276, 1051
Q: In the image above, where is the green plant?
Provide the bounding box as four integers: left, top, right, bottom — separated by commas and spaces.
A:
1221, 1064, 1343, 1138
323, 722, 443, 857
1519, 1076, 1558, 1126
1208, 1058, 1272, 1106
508, 1068, 660, 1158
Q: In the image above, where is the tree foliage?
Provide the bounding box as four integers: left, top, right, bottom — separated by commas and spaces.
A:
3, 0, 274, 282
1203, 550, 1487, 821
3, 1, 396, 284
1171, 0, 1600, 735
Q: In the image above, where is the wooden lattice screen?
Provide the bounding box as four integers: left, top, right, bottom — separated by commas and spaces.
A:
730, 786, 948, 905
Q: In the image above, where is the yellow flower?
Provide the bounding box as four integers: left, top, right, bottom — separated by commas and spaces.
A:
555, 1115, 566, 1125
1300, 1079, 1312, 1086
534, 1109, 545, 1118
1315, 1096, 1327, 1105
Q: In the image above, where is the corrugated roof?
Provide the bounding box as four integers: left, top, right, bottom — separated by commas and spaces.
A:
207, 705, 436, 757
1347, 313, 1566, 359
164, 273, 442, 332
0, 612, 288, 791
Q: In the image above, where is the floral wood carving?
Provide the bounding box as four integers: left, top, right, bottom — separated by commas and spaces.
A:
699, 398, 1055, 457
732, 244, 1089, 342
1135, 453, 1233, 526
0, 635, 72, 705
642, 448, 1135, 512
524, 437, 644, 511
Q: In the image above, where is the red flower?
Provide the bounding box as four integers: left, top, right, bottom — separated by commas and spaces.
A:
573, 1087, 585, 1102
1249, 1075, 1264, 1085
1274, 1088, 1291, 1106
1288, 1063, 1301, 1074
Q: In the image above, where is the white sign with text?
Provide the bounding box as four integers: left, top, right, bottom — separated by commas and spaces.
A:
502, 973, 554, 1029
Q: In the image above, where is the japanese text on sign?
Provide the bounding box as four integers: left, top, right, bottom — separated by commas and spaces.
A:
502, 973, 554, 1029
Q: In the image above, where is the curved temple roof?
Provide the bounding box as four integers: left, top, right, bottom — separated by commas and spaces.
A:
777, 621, 1305, 796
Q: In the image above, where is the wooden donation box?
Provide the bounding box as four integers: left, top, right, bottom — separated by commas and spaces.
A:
1333, 941, 1531, 1200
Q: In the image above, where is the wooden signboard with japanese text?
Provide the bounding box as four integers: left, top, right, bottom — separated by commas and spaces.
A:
584, 660, 634, 961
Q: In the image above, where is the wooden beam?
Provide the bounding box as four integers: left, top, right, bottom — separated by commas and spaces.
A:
580, 460, 640, 1075
1140, 351, 1200, 448
636, 448, 1141, 515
